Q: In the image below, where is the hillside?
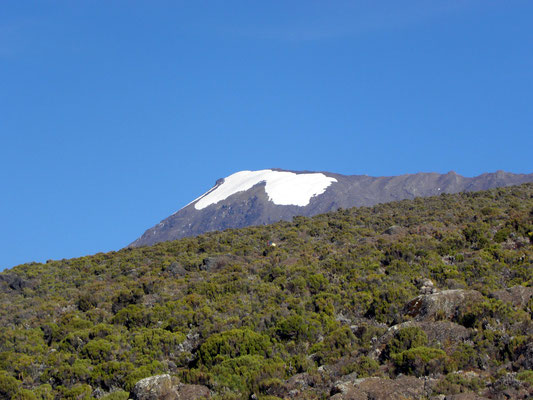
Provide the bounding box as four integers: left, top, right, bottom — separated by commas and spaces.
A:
1, 184, 532, 399
131, 169, 533, 247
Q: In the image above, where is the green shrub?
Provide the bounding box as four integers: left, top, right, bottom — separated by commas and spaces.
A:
56, 384, 93, 400
82, 339, 117, 363
451, 343, 479, 370
393, 346, 452, 376
13, 389, 38, 400
32, 384, 54, 400
0, 371, 22, 399
517, 370, 533, 385
314, 326, 356, 363
199, 329, 272, 367
385, 326, 428, 358
275, 315, 308, 341
91, 361, 134, 390
100, 390, 130, 400
434, 372, 485, 395
341, 356, 379, 377
211, 355, 286, 396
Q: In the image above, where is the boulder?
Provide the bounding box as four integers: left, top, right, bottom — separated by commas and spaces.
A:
489, 285, 533, 308
404, 290, 484, 321
200, 254, 241, 272
383, 225, 406, 236
177, 384, 210, 399
423, 320, 469, 343
370, 320, 470, 359
330, 376, 431, 400
416, 278, 437, 295
166, 262, 187, 277
131, 375, 179, 400
131, 375, 210, 400
442, 394, 490, 400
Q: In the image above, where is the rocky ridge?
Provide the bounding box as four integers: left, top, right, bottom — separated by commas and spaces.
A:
131, 169, 533, 247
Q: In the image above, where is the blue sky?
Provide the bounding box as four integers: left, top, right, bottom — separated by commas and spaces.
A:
1, 1, 532, 270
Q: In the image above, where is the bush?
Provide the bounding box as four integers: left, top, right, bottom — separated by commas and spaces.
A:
451, 343, 479, 370
517, 370, 533, 385
100, 390, 130, 400
341, 356, 380, 377
393, 346, 452, 376
384, 326, 428, 359
82, 339, 117, 363
0, 371, 22, 399
56, 384, 93, 400
434, 372, 485, 395
211, 355, 286, 396
13, 389, 38, 400
199, 329, 272, 367
314, 326, 356, 363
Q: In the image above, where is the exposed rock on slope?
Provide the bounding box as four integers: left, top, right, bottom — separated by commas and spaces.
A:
330, 376, 431, 400
131, 169, 533, 247
131, 374, 210, 400
404, 289, 484, 321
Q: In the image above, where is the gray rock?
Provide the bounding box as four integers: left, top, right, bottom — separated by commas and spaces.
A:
131, 375, 210, 400
489, 285, 533, 308
370, 320, 470, 359
330, 376, 432, 400
166, 262, 187, 277
444, 394, 490, 400
131, 375, 179, 400
404, 289, 484, 321
383, 225, 405, 235
177, 384, 210, 399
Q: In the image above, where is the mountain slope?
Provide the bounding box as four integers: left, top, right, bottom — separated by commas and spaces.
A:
131, 169, 533, 247
1, 184, 532, 399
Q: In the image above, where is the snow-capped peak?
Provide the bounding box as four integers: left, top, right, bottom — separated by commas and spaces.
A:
193, 169, 337, 210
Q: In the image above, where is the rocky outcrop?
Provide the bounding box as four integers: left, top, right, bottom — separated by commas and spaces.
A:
488, 373, 533, 400
382, 225, 406, 236
371, 320, 470, 359
330, 376, 433, 400
404, 290, 484, 321
489, 285, 533, 308
437, 394, 490, 400
131, 375, 179, 400
177, 384, 210, 399
0, 273, 30, 293
131, 375, 210, 400
513, 341, 533, 370
164, 262, 187, 277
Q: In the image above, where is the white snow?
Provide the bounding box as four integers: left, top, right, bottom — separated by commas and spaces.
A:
192, 169, 337, 210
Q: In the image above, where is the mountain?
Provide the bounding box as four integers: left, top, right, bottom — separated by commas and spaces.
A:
131, 169, 533, 247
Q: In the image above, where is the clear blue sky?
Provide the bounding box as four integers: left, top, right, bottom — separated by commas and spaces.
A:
1, 1, 532, 270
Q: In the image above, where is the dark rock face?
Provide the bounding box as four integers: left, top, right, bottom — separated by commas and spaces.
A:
0, 273, 28, 292
131, 169, 533, 247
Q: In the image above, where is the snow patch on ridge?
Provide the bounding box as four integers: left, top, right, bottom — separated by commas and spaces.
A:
193, 170, 337, 210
